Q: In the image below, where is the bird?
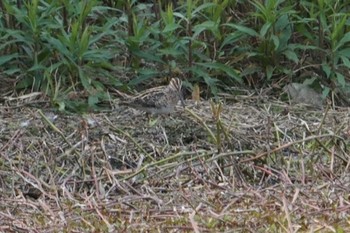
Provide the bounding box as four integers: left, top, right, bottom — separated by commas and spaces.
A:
115, 78, 186, 115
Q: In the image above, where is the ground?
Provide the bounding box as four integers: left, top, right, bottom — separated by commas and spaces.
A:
1, 91, 350, 232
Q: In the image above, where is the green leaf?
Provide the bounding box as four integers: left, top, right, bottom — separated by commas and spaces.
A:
46, 36, 75, 64
192, 2, 216, 16
173, 12, 188, 24
57, 101, 66, 112
0, 54, 19, 66
196, 62, 242, 83
336, 72, 345, 87
266, 65, 274, 80
271, 35, 279, 50
186, 0, 193, 20
129, 69, 159, 86
340, 56, 350, 68
260, 22, 272, 37
80, 26, 91, 57
160, 3, 175, 25
331, 15, 347, 47
322, 64, 331, 78
158, 48, 183, 56
28, 64, 46, 72
283, 50, 299, 63
193, 20, 218, 38
132, 50, 165, 63
16, 76, 34, 89
334, 31, 350, 52
322, 86, 330, 98
163, 23, 180, 33
224, 23, 259, 37
190, 66, 218, 95
78, 67, 91, 89
212, 0, 227, 22
203, 77, 218, 95
4, 68, 21, 75
88, 95, 99, 106
241, 65, 261, 77
303, 77, 317, 85
275, 14, 290, 31
338, 48, 350, 57
221, 32, 244, 48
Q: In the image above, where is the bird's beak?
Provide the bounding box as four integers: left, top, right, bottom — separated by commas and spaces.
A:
179, 93, 186, 108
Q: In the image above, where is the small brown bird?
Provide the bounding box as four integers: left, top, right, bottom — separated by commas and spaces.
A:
116, 78, 186, 114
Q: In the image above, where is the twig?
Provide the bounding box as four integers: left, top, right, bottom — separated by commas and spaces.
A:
241, 134, 338, 163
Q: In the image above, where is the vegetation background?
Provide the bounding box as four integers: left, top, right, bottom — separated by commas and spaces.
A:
2, 0, 350, 108
1, 0, 350, 232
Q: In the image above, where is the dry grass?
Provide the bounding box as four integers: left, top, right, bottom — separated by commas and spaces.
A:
1, 90, 350, 232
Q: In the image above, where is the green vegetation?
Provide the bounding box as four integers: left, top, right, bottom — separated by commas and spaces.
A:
2, 0, 350, 110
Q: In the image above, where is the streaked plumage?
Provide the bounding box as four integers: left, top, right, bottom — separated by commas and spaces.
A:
116, 78, 185, 114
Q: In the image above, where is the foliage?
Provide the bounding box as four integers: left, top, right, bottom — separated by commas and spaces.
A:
0, 0, 119, 111
1, 0, 350, 111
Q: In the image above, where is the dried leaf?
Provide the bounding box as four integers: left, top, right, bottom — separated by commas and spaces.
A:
192, 83, 200, 101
